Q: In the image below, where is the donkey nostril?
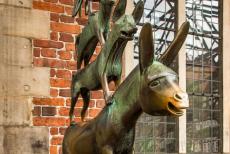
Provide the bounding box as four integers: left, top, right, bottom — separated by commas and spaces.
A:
174, 93, 182, 100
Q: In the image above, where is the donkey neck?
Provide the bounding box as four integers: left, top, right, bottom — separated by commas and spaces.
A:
98, 3, 113, 27
112, 66, 143, 128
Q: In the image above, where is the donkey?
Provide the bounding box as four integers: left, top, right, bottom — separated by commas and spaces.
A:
72, 0, 128, 69
69, 2, 144, 122
63, 22, 190, 154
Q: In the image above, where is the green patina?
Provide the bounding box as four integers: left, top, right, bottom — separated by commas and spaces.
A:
63, 22, 190, 154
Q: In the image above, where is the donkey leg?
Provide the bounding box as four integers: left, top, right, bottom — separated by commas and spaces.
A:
80, 88, 90, 121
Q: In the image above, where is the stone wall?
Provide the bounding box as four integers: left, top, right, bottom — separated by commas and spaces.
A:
0, 0, 106, 153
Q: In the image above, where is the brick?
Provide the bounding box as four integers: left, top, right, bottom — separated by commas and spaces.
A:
50, 69, 56, 77
0, 0, 32, 8
42, 107, 57, 116
0, 96, 32, 126
41, 48, 56, 58
1, 7, 49, 39
89, 109, 101, 117
34, 40, 64, 49
33, 117, 66, 126
50, 145, 58, 154
0, 127, 49, 154
33, 58, 44, 67
60, 15, 74, 23
59, 0, 73, 5
50, 88, 59, 97
66, 98, 71, 106
51, 136, 63, 145
51, 22, 80, 34
33, 98, 65, 106
56, 70, 71, 79
91, 91, 103, 99
59, 33, 74, 43
58, 107, 81, 117
59, 127, 67, 135
44, 0, 58, 3
58, 51, 72, 60
50, 13, 59, 22
50, 78, 71, 88
50, 32, 58, 41
47, 59, 67, 68
33, 1, 64, 13
92, 2, 99, 10
66, 61, 77, 70
59, 146, 63, 154
59, 89, 71, 97
65, 43, 75, 51
33, 48, 41, 57
0, 65, 50, 97
96, 100, 105, 108
65, 6, 73, 15
33, 106, 41, 116
50, 127, 58, 135
76, 17, 88, 26
0, 36, 32, 66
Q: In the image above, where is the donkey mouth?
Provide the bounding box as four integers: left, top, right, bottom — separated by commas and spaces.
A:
167, 102, 184, 116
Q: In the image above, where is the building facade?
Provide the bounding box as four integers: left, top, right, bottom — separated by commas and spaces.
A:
0, 0, 230, 154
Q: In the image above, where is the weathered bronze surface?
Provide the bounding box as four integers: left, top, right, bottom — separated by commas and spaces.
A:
73, 0, 115, 69
63, 22, 189, 154
69, 2, 144, 122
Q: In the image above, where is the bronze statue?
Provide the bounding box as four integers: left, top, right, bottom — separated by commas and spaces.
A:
73, 0, 128, 69
69, 2, 144, 122
63, 22, 189, 154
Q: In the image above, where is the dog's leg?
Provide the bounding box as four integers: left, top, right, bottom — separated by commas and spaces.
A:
69, 92, 80, 125
69, 74, 81, 124
85, 0, 92, 15
80, 88, 90, 121
97, 30, 105, 46
101, 72, 112, 103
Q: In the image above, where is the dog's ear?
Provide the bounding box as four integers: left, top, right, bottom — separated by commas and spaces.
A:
112, 0, 127, 23
139, 23, 154, 73
159, 21, 189, 66
132, 0, 144, 24
72, 0, 83, 17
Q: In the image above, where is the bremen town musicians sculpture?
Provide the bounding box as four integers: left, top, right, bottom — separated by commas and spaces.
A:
63, 0, 189, 153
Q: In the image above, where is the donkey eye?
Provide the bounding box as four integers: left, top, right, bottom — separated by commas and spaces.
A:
149, 80, 160, 88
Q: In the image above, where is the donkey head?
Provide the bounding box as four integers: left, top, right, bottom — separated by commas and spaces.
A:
138, 22, 189, 116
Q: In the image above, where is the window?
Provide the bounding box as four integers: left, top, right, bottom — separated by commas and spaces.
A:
185, 0, 222, 153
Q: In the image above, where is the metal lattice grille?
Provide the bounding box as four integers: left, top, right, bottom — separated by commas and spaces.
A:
133, 0, 178, 153
185, 0, 222, 153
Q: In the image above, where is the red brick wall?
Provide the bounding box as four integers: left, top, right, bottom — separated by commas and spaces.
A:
32, 1, 104, 153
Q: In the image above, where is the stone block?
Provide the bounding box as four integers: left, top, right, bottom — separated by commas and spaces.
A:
0, 35, 32, 66
0, 126, 49, 154
0, 96, 32, 126
0, 6, 49, 39
0, 65, 50, 97
0, 0, 32, 8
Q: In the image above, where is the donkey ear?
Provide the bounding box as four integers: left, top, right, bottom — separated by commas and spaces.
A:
159, 21, 189, 66
132, 0, 144, 24
139, 23, 154, 73
112, 0, 127, 23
